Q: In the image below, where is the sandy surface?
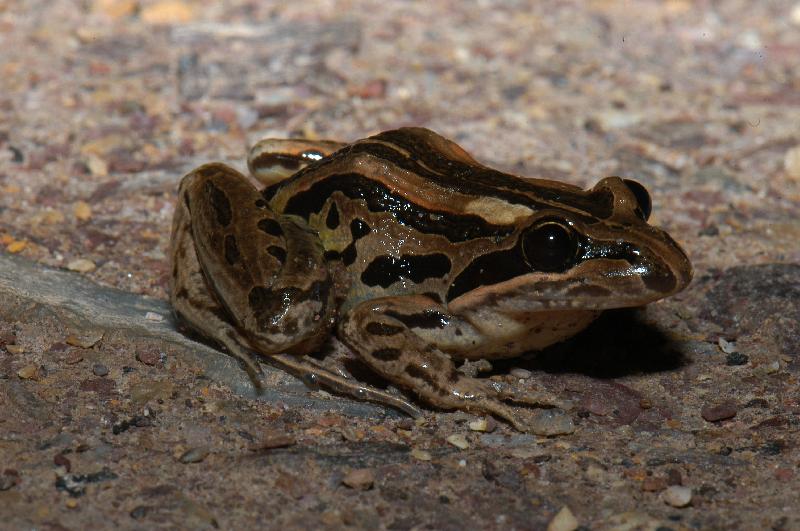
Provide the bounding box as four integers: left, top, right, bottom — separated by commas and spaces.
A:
1, 1, 799, 529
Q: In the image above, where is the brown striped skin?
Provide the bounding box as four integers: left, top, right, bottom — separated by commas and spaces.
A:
170, 127, 692, 432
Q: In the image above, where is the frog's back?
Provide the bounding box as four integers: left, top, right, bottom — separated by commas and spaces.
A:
259, 128, 622, 310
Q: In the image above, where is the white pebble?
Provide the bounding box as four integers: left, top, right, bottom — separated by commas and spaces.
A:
67, 258, 96, 273
446, 434, 469, 450
510, 367, 532, 379
784, 145, 800, 179
663, 485, 692, 507
145, 312, 164, 322
547, 506, 579, 531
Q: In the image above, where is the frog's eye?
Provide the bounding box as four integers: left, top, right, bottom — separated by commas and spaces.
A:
623, 179, 652, 221
522, 220, 579, 272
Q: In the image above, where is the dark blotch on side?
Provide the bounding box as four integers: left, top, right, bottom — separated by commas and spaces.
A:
224, 235, 240, 265
341, 244, 357, 266
386, 309, 449, 329
267, 245, 287, 264
372, 348, 402, 361
365, 322, 404, 336
257, 218, 283, 237
205, 181, 232, 227
326, 203, 340, 229
447, 247, 528, 302
362, 253, 452, 288
405, 364, 439, 387
350, 219, 371, 239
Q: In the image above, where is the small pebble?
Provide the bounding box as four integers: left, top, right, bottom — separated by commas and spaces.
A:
530, 409, 575, 436
547, 506, 579, 531
178, 447, 209, 464
0, 471, 20, 491
717, 337, 736, 354
784, 144, 800, 178
136, 350, 160, 366
53, 453, 72, 472
468, 416, 497, 433
67, 258, 97, 273
5, 344, 24, 355
662, 485, 692, 507
411, 448, 432, 461
446, 434, 470, 450
666, 468, 682, 486
73, 201, 92, 221
252, 432, 295, 451
6, 240, 27, 253
141, 1, 196, 24
93, 363, 109, 377
65, 499, 79, 509
341, 468, 374, 490
509, 367, 531, 379
65, 333, 103, 348
641, 477, 667, 492
64, 351, 84, 365
144, 312, 164, 322
85, 154, 108, 176
701, 401, 737, 422
17, 364, 41, 380
726, 352, 748, 366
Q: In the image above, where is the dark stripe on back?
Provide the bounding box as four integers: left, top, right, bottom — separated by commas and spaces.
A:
351, 133, 614, 221
283, 173, 513, 242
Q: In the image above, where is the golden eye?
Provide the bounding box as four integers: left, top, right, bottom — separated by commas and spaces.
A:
522, 221, 578, 272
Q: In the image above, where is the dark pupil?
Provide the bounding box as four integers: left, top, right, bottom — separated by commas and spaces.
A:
523, 222, 577, 272
623, 179, 652, 221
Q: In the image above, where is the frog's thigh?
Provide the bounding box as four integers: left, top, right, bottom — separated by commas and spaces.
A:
339, 296, 562, 429
179, 163, 333, 354
170, 188, 264, 378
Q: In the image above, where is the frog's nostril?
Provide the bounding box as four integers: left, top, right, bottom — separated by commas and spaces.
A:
622, 179, 652, 221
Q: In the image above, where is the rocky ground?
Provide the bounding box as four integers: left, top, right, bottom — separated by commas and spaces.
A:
1, 1, 799, 529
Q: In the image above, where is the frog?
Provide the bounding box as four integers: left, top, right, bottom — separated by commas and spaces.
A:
169, 127, 692, 431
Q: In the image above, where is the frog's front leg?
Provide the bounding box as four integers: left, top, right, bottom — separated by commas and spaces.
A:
339, 295, 567, 432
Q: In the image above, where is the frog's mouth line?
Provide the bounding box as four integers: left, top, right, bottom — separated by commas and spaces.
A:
448, 258, 688, 314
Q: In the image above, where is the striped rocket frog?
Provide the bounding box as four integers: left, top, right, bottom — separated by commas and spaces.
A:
170, 128, 692, 431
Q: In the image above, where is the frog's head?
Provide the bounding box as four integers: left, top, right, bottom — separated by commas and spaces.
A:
448, 176, 693, 312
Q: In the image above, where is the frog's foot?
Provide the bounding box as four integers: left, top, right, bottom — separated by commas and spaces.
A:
265, 352, 423, 418
339, 295, 567, 432
490, 379, 573, 411
444, 376, 571, 433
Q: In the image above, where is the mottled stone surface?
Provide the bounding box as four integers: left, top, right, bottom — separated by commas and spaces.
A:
1, 1, 799, 529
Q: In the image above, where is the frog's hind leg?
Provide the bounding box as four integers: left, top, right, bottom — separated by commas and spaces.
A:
247, 139, 346, 186
179, 163, 335, 355
170, 177, 263, 382
169, 168, 420, 416
339, 295, 569, 432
